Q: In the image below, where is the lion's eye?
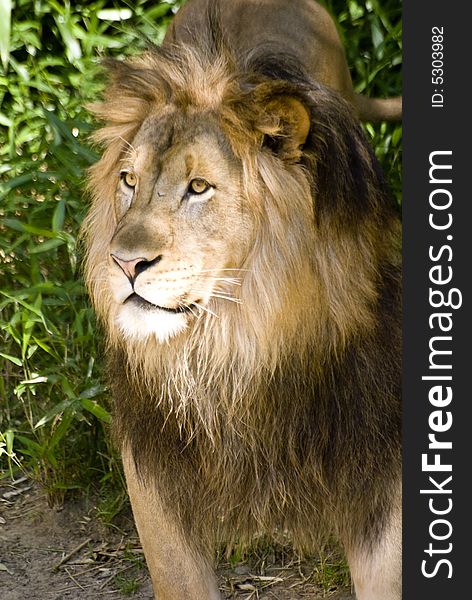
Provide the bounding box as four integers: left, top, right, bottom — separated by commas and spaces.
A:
121, 171, 137, 189
188, 178, 210, 195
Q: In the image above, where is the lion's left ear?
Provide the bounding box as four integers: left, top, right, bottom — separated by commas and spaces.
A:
258, 95, 311, 161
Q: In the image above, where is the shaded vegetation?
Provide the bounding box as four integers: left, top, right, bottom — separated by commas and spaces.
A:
0, 0, 401, 505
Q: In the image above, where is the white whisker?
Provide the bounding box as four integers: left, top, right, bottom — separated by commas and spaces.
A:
205, 277, 242, 286
207, 294, 243, 305
118, 136, 136, 154
191, 287, 243, 305
199, 268, 249, 273
193, 302, 219, 318
187, 305, 200, 319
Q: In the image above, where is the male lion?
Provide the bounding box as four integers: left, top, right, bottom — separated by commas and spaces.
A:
83, 1, 402, 599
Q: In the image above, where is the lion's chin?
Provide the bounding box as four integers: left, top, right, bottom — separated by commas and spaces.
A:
116, 303, 189, 343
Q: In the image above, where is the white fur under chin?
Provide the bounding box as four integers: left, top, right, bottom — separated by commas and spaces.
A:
116, 303, 188, 343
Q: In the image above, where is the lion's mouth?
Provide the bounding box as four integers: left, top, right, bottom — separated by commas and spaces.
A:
124, 293, 197, 315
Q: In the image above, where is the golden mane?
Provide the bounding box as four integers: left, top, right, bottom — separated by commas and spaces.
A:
83, 34, 401, 553
83, 41, 399, 433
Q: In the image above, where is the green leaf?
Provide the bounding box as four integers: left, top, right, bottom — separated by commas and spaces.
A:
81, 398, 112, 424
34, 398, 80, 430
0, 0, 12, 70
79, 384, 107, 399
97, 8, 132, 21
0, 172, 57, 197
14, 435, 43, 456
5, 429, 15, 455
54, 15, 82, 63
392, 126, 402, 146
9, 55, 29, 81
3, 219, 57, 238
0, 112, 12, 126
29, 238, 66, 254
370, 16, 385, 53
48, 408, 76, 451
348, 1, 364, 21
26, 344, 38, 359
52, 199, 66, 231
0, 291, 51, 333
144, 4, 173, 20
21, 374, 47, 384
31, 337, 61, 361
43, 110, 98, 163
0, 352, 22, 367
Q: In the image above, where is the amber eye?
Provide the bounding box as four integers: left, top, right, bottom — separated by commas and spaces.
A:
188, 178, 210, 195
121, 171, 137, 188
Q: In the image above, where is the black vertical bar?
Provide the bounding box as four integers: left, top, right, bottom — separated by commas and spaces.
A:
404, 2, 472, 598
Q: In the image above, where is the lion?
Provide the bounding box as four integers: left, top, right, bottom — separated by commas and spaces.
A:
82, 1, 402, 599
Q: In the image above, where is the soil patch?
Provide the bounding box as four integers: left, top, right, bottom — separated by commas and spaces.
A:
0, 478, 352, 599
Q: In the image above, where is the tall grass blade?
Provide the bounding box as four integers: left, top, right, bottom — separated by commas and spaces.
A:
0, 0, 12, 70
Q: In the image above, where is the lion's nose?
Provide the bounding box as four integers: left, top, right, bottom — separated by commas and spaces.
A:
111, 254, 162, 283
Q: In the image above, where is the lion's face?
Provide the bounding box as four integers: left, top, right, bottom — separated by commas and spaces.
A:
108, 114, 253, 342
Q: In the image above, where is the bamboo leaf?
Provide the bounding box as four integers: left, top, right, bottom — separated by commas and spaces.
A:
81, 398, 112, 424
52, 199, 66, 231
97, 8, 132, 21
0, 0, 12, 70
0, 352, 22, 367
34, 398, 79, 430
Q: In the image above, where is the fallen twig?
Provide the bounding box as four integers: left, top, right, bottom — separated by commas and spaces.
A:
64, 567, 86, 590
53, 538, 92, 571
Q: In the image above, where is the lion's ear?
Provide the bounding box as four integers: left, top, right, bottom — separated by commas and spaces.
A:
258, 95, 311, 161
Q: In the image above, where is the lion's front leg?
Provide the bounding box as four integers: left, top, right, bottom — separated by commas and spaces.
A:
122, 445, 220, 600
345, 484, 402, 600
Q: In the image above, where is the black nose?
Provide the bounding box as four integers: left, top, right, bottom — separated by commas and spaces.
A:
111, 254, 162, 283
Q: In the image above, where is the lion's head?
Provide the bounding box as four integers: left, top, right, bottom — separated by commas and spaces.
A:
83, 40, 400, 411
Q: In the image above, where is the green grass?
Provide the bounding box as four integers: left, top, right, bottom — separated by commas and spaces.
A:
115, 575, 144, 596
0, 0, 402, 505
0, 0, 181, 503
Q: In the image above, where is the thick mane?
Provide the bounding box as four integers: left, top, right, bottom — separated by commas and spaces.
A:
83, 28, 401, 549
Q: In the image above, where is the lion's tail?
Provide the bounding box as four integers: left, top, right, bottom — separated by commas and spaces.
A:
355, 94, 402, 122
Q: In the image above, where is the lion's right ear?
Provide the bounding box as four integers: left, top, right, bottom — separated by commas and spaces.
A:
256, 93, 311, 162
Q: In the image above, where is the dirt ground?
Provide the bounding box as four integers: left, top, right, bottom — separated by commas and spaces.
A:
0, 478, 353, 600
